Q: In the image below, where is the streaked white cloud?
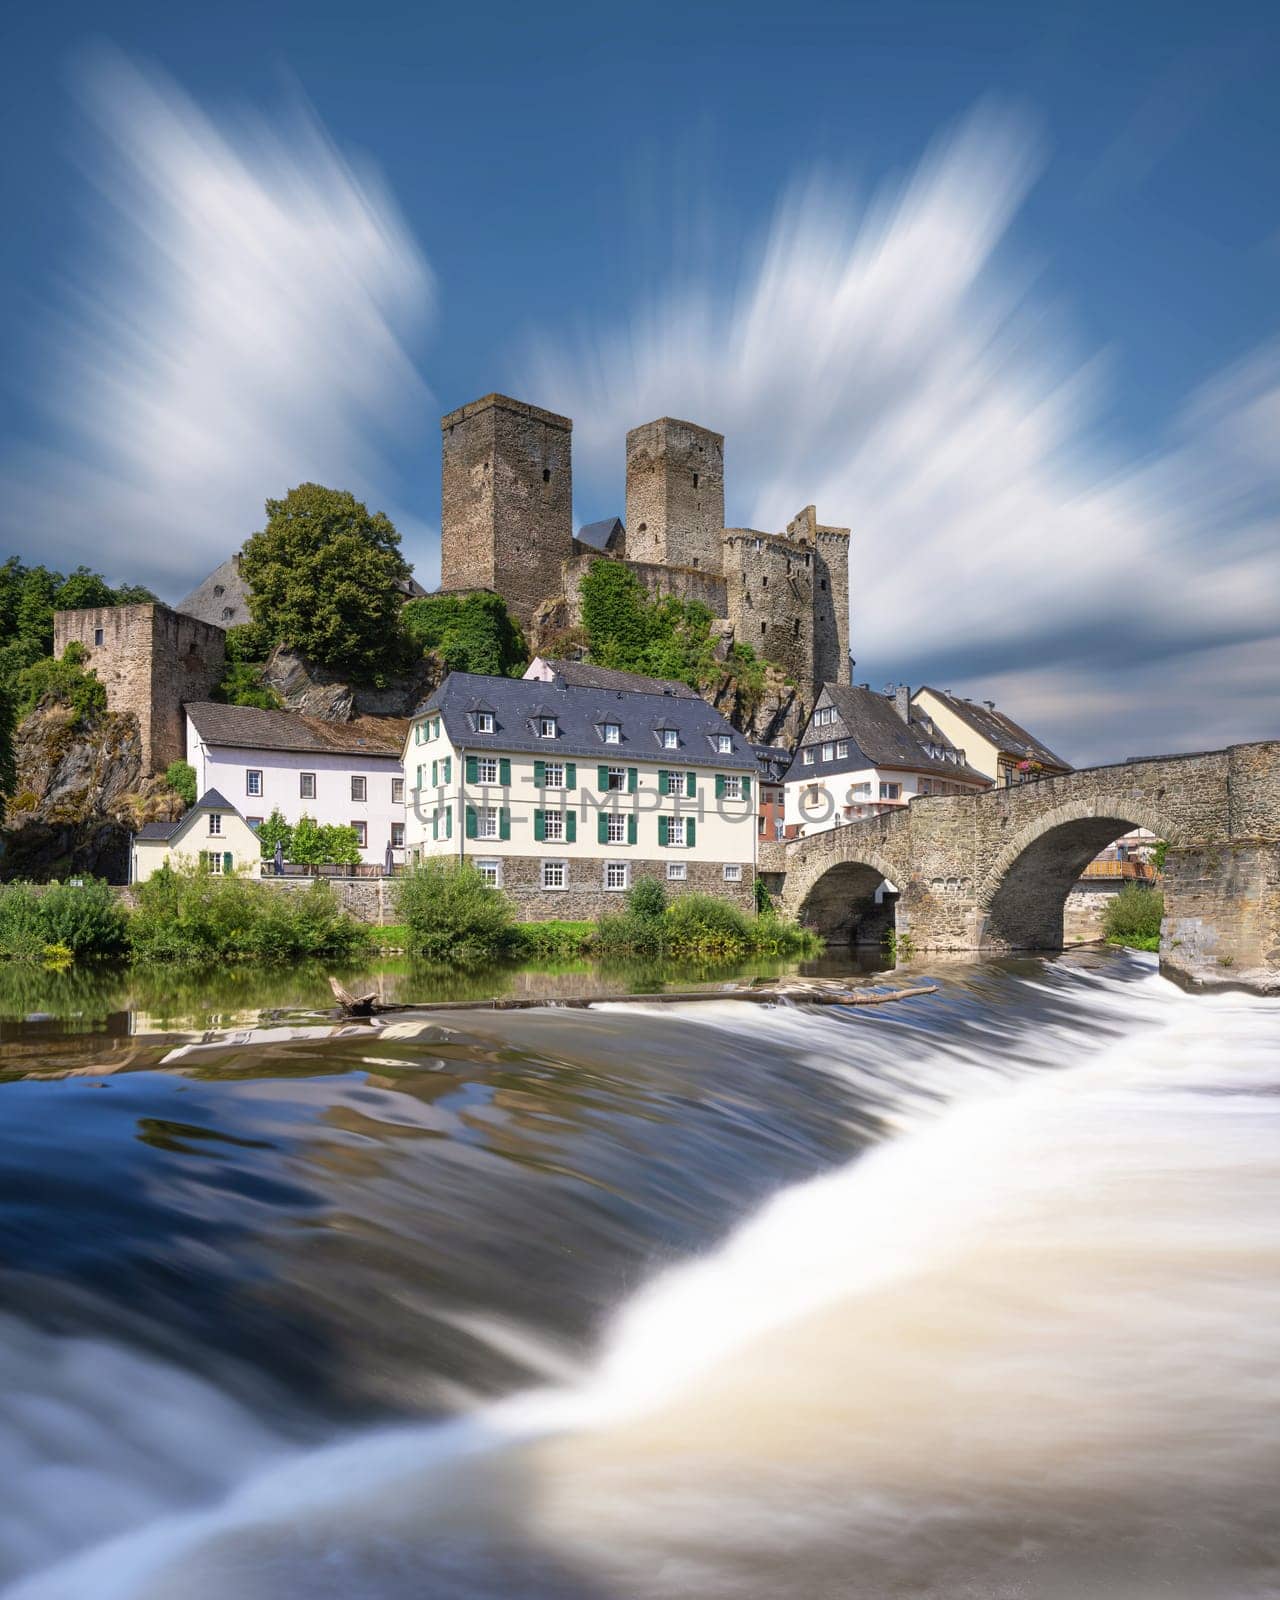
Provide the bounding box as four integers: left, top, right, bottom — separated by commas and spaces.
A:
523, 108, 1280, 762
1, 50, 434, 591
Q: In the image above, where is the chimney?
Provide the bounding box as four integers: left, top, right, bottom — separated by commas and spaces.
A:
983, 700, 996, 711
893, 684, 911, 723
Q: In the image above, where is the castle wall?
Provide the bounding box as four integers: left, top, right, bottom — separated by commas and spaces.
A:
625, 417, 725, 572
814, 525, 851, 685
562, 552, 728, 627
721, 530, 817, 694
440, 394, 573, 629
54, 604, 226, 776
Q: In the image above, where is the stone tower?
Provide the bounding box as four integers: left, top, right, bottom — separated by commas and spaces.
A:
440, 394, 573, 628
624, 417, 725, 572
787, 505, 851, 686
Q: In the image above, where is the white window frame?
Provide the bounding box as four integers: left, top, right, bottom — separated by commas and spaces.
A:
477, 806, 500, 840
246, 769, 263, 797
717, 734, 733, 754
300, 772, 316, 799
723, 864, 742, 882
208, 813, 222, 835
722, 775, 743, 799
836, 741, 849, 760
542, 808, 564, 842
802, 749, 815, 766
538, 716, 557, 739
205, 851, 224, 874
351, 820, 367, 849
604, 860, 630, 891
606, 812, 627, 844
390, 821, 405, 847
476, 857, 502, 886
477, 756, 499, 785
668, 816, 686, 848
351, 776, 367, 802
603, 722, 621, 745
542, 859, 567, 890
543, 761, 565, 788
606, 766, 627, 791
666, 861, 687, 881
392, 777, 405, 804
660, 728, 678, 749
821, 742, 834, 761
880, 782, 901, 800
475, 711, 494, 733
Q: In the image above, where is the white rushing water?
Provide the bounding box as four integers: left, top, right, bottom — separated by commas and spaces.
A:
5, 959, 1280, 1599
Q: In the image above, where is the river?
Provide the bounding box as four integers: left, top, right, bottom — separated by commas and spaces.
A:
0, 948, 1276, 1598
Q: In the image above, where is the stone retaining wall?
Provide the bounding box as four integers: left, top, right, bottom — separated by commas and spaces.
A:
494, 856, 754, 922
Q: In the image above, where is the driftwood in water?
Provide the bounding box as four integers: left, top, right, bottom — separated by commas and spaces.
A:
326, 976, 937, 1017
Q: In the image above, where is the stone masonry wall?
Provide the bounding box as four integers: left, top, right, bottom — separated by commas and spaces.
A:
562, 550, 728, 628
256, 875, 395, 924
624, 417, 725, 573
494, 856, 754, 922
721, 530, 817, 698
440, 394, 574, 629
54, 603, 225, 776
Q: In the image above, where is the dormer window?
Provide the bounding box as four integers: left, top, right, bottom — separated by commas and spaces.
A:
603, 721, 621, 744
538, 716, 557, 739
717, 734, 732, 754
660, 728, 678, 750
476, 711, 494, 733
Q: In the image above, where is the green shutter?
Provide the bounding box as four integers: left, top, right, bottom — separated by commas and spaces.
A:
499, 808, 510, 840
598, 811, 609, 844
534, 809, 545, 842
465, 805, 477, 839
686, 817, 696, 849
534, 758, 546, 788
566, 810, 577, 843
597, 764, 609, 792
446, 807, 453, 839
658, 769, 668, 795
431, 758, 438, 788
742, 775, 751, 801
499, 757, 511, 787
565, 762, 576, 790
627, 813, 637, 845
466, 755, 478, 784
416, 764, 423, 791
223, 851, 233, 875
658, 816, 669, 847
686, 771, 696, 798
431, 810, 438, 841
443, 757, 452, 785
715, 773, 725, 799
628, 767, 638, 793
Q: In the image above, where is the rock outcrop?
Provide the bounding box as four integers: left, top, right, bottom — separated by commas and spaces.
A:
261, 645, 446, 722
1, 700, 182, 882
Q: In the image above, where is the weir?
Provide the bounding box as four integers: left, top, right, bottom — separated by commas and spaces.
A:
778, 738, 1280, 993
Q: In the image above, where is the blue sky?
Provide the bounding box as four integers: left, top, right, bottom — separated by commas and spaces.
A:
1, 0, 1278, 760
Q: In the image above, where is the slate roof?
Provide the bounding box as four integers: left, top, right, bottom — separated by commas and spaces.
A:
135, 789, 237, 840
753, 744, 793, 783
785, 684, 990, 786
576, 517, 624, 553
416, 671, 757, 769
916, 686, 1071, 770
177, 556, 251, 630
185, 702, 406, 757
532, 659, 701, 699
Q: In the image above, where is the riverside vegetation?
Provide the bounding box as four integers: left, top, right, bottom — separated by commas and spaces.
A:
1103, 884, 1165, 952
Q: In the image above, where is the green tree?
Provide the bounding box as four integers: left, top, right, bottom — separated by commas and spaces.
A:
165, 761, 197, 809
56, 567, 119, 612
211, 661, 282, 710
394, 860, 517, 965
401, 591, 527, 676
319, 823, 362, 866
287, 814, 327, 865
239, 484, 412, 681
257, 808, 293, 861
13, 643, 107, 725
0, 680, 14, 827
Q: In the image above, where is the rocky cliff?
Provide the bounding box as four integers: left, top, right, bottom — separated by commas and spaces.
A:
1, 701, 181, 882
261, 645, 446, 721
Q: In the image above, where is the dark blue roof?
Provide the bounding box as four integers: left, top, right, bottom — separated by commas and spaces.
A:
135, 790, 239, 841
576, 517, 624, 552
416, 672, 757, 770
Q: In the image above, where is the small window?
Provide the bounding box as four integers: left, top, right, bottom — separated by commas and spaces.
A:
606, 812, 627, 843
822, 742, 834, 761
717, 734, 732, 754
208, 813, 222, 835
605, 860, 629, 891
802, 749, 815, 766
205, 851, 224, 875
661, 728, 678, 749
351, 776, 367, 802
542, 468, 551, 483
477, 756, 498, 784
606, 766, 627, 792
543, 761, 565, 788
723, 864, 742, 882
880, 782, 901, 801
93, 627, 104, 647
478, 806, 500, 839
392, 777, 405, 804
538, 716, 557, 739
668, 816, 686, 848
667, 862, 687, 881
300, 772, 316, 799
390, 821, 405, 847
476, 711, 494, 733
247, 816, 263, 830
351, 820, 367, 848
761, 621, 768, 635
476, 858, 502, 886
793, 618, 800, 637
542, 808, 564, 842
542, 859, 567, 890
692, 472, 699, 488
246, 769, 263, 796
723, 775, 743, 800
603, 722, 621, 744
820, 578, 827, 591
836, 741, 848, 759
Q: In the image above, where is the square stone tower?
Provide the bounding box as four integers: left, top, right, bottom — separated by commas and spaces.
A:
625, 417, 725, 572
440, 394, 573, 628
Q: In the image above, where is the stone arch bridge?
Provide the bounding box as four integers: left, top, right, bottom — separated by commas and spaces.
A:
775, 739, 1280, 993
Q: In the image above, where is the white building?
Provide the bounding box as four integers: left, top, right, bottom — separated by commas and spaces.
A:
402, 669, 759, 917
785, 683, 989, 838
131, 789, 261, 882
185, 702, 407, 866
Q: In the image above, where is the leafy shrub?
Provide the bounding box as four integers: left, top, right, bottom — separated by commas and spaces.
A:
165, 761, 197, 808
13, 645, 107, 725
224, 622, 274, 664
590, 883, 816, 961
394, 860, 518, 965
0, 884, 46, 961
287, 815, 362, 866
662, 893, 756, 958
0, 878, 128, 962
129, 863, 371, 965
510, 920, 595, 959
625, 876, 667, 921
401, 591, 527, 677
1104, 885, 1164, 951
212, 661, 282, 710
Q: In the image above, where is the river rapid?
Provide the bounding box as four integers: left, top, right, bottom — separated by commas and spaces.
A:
1, 950, 1277, 1598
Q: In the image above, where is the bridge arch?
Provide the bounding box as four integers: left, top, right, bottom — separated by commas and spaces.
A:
788, 845, 904, 944
976, 797, 1179, 951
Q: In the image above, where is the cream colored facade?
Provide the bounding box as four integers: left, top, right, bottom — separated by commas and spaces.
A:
910, 689, 1004, 783
131, 806, 261, 882
402, 718, 757, 876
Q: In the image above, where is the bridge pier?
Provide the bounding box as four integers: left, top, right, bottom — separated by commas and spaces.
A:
1159, 841, 1280, 993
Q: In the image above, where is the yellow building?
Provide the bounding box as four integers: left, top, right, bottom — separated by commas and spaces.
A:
911, 687, 1071, 787
130, 789, 262, 882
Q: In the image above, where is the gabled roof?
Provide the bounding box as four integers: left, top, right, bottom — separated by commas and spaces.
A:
185, 702, 406, 757
528, 659, 701, 699
753, 744, 792, 782
786, 684, 990, 786
135, 790, 239, 841
176, 556, 250, 630
415, 672, 757, 769
576, 517, 624, 552
915, 686, 1071, 770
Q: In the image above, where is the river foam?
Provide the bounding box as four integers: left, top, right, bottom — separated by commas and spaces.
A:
5, 958, 1279, 1599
